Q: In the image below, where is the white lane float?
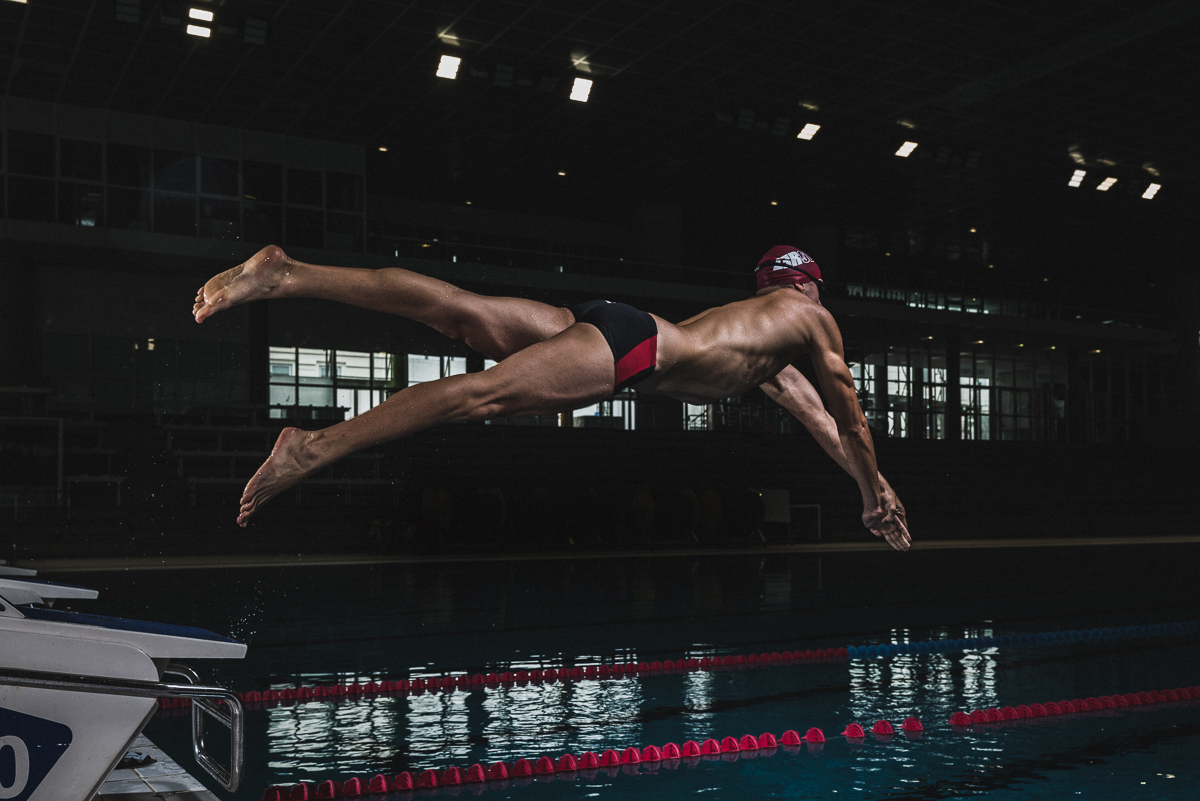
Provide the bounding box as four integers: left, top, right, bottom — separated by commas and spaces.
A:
0, 572, 246, 800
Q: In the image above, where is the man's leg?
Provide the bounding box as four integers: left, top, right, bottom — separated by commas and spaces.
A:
194, 245, 574, 360
235, 322, 615, 526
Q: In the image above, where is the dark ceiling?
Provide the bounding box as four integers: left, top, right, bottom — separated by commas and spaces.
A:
2, 0, 1198, 294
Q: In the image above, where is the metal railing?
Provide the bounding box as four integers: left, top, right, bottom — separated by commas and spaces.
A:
0, 662, 243, 792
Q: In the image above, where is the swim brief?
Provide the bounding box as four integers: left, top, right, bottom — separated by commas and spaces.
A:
569, 300, 658, 390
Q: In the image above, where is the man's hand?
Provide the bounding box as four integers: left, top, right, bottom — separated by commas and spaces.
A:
863, 506, 910, 552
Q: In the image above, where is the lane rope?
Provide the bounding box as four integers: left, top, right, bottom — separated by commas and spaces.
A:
259, 682, 1198, 799
949, 684, 1199, 726
157, 648, 849, 711
258, 718, 924, 800
157, 621, 1200, 713
846, 621, 1199, 659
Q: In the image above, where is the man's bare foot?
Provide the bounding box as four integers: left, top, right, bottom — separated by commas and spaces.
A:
194, 245, 295, 323
237, 427, 319, 527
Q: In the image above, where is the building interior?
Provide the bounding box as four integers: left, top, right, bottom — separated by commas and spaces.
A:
0, 3, 1198, 799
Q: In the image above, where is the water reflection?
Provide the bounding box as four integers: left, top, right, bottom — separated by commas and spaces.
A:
849, 627, 1000, 724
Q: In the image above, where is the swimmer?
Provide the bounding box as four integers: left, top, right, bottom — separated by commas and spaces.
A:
194, 244, 910, 551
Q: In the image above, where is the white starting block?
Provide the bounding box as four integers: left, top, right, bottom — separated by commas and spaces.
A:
0, 572, 246, 800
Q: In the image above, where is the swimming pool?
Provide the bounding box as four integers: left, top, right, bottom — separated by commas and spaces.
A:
57, 543, 1200, 799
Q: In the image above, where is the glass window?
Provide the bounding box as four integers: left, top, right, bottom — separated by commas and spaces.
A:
407, 355, 465, 386
107, 187, 150, 230
200, 199, 240, 239
684, 403, 710, 430
287, 168, 322, 206
200, 156, 240, 197
886, 359, 910, 438
325, 211, 361, 251
243, 160, 282, 202
244, 202, 281, 242
58, 183, 104, 227
7, 131, 55, 177
326, 172, 362, 212
269, 347, 395, 419
961, 353, 992, 441
107, 143, 152, 187
154, 194, 196, 235
285, 207, 323, 248
59, 139, 103, 181
923, 352, 947, 440
153, 149, 196, 193
6, 176, 56, 221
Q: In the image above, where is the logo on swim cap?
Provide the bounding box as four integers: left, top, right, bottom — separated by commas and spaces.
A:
755, 246, 821, 290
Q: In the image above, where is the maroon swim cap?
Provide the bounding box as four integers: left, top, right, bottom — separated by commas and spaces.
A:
755, 245, 821, 290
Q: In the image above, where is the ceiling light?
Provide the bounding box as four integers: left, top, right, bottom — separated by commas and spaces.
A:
4, 0, 28, 4
186, 24, 211, 37
557, 171, 566, 176
800, 101, 819, 111
1142, 162, 1160, 177
378, 146, 388, 152
1068, 169, 1086, 187
770, 201, 778, 206
1097, 158, 1116, 166
1142, 183, 1161, 199
972, 340, 984, 345
898, 120, 915, 129
969, 228, 976, 233
188, 7, 213, 22
1068, 148, 1086, 165
1089, 349, 1101, 354
895, 141, 918, 157
797, 123, 820, 140
570, 77, 593, 102
1096, 177, 1117, 191
436, 55, 461, 79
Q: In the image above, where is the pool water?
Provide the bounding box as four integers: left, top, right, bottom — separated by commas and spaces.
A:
58, 544, 1200, 799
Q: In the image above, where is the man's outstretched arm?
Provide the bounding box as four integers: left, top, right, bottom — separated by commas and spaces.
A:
760, 364, 907, 535
781, 321, 909, 551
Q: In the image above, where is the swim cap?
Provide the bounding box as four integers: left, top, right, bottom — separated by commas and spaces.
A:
755, 245, 822, 290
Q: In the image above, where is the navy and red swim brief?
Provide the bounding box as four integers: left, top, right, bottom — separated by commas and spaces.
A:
569, 300, 658, 390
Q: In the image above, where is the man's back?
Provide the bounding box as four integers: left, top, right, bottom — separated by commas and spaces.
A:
643, 288, 835, 403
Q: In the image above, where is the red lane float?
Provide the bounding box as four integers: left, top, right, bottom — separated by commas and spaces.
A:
949, 685, 1198, 727
220, 648, 852, 715
262, 718, 925, 799
264, 684, 1200, 797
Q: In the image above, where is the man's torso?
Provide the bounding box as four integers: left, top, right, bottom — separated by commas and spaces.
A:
639, 289, 831, 403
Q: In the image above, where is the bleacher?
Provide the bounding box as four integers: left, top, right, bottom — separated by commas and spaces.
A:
1, 387, 1193, 559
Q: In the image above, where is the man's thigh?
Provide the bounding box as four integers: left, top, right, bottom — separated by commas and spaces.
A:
471, 323, 615, 417
457, 295, 576, 361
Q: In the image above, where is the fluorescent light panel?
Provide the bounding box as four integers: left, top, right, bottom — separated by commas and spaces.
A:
570, 77, 592, 102
1142, 183, 1161, 199
188, 7, 213, 21
1096, 177, 1117, 191
895, 141, 918, 157
797, 123, 820, 140
186, 24, 211, 37
436, 55, 461, 79
1068, 169, 1086, 187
